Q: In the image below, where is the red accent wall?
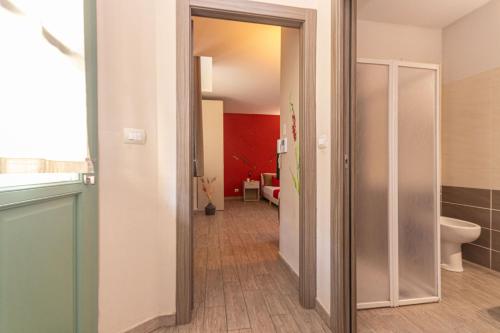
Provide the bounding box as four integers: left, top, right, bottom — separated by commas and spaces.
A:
224, 113, 280, 197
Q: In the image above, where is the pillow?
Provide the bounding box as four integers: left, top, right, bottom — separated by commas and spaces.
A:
263, 173, 274, 186
272, 177, 280, 187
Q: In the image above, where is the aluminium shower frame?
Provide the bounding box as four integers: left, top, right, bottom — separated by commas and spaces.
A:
356, 58, 442, 310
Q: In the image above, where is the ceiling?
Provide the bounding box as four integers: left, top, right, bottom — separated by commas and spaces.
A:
193, 17, 281, 115
358, 0, 491, 28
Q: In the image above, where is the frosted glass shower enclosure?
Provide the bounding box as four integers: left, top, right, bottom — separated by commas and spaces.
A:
355, 59, 440, 309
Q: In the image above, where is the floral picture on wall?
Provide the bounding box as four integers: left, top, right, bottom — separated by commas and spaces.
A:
289, 95, 300, 194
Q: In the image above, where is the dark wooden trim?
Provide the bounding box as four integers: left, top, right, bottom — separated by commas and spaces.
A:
299, 8, 317, 309
176, 0, 193, 325
176, 0, 318, 324
331, 0, 356, 332
190, 0, 306, 27
193, 56, 204, 177
348, 1, 357, 331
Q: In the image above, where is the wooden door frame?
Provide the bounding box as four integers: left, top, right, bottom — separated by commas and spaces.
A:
176, 0, 317, 325
331, 0, 356, 332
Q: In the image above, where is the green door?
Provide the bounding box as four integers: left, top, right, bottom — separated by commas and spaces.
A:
0, 1, 98, 332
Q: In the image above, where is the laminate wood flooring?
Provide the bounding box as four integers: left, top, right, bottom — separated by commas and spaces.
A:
155, 200, 330, 333
152, 200, 500, 333
358, 262, 500, 333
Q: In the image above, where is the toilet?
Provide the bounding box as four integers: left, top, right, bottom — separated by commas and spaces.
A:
441, 217, 481, 272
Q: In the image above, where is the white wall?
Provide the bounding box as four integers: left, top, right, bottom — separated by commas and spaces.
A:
443, 0, 500, 83
98, 0, 177, 332
155, 0, 177, 319
441, 0, 500, 189
97, 0, 164, 332
279, 27, 300, 276
314, 0, 332, 314
357, 19, 442, 64
258, 0, 333, 315
98, 2, 332, 332
197, 100, 224, 210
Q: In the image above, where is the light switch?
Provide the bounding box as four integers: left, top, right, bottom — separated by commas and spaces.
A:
123, 128, 147, 145
318, 134, 328, 149
277, 138, 287, 154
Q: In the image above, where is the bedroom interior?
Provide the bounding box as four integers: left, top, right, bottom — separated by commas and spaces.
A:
188, 16, 326, 332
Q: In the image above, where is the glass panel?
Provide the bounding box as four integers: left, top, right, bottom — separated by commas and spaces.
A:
0, 173, 79, 189
398, 66, 437, 300
355, 63, 390, 305
0, 1, 89, 175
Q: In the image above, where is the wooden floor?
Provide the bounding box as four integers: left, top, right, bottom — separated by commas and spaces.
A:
358, 262, 500, 332
150, 200, 500, 333
154, 200, 330, 333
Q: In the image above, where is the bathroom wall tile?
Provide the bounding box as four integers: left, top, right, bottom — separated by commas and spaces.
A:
472, 228, 491, 248
441, 74, 492, 190
491, 251, 500, 272
490, 69, 500, 190
492, 230, 500, 252
492, 191, 500, 210
441, 186, 490, 208
492, 251, 500, 272
442, 67, 500, 275
492, 210, 500, 231
441, 202, 490, 228
462, 243, 490, 269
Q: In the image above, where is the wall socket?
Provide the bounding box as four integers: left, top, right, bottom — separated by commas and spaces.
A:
234, 188, 239, 193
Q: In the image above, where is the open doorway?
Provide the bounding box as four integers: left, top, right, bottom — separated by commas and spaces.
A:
188, 15, 326, 332
176, 1, 320, 330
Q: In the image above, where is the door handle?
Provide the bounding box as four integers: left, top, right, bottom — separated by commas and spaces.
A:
83, 174, 96, 185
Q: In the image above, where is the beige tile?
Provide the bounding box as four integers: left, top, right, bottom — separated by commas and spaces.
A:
271, 314, 301, 333
206, 268, 225, 307
490, 68, 500, 189
177, 303, 205, 333
203, 306, 227, 332
359, 262, 500, 332
236, 264, 259, 292
442, 71, 492, 189
179, 201, 331, 333
243, 290, 277, 333
264, 292, 289, 316
282, 294, 326, 333
224, 281, 251, 331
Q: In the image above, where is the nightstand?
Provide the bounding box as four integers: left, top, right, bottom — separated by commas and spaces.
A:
243, 180, 260, 202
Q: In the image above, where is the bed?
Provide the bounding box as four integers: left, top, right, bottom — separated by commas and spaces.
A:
261, 172, 280, 206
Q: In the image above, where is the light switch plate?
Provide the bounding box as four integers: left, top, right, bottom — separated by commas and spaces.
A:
318, 134, 328, 149
277, 138, 287, 154
123, 128, 147, 145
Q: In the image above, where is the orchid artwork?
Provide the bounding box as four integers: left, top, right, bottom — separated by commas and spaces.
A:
288, 95, 300, 194
232, 155, 257, 179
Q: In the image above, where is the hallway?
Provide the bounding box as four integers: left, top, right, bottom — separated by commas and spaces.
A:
158, 200, 330, 333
